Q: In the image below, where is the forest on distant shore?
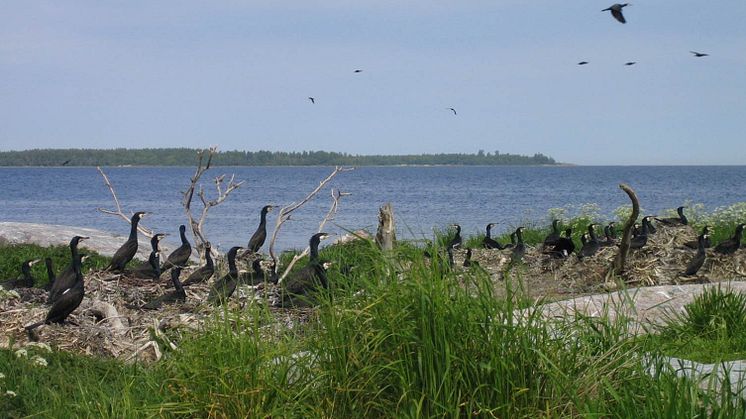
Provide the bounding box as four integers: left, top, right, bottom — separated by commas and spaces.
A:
0, 148, 558, 167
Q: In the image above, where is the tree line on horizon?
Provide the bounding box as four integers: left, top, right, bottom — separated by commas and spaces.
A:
0, 148, 557, 167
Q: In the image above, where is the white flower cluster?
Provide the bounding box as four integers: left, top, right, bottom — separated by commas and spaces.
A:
0, 371, 15, 398
0, 285, 21, 301
13, 344, 50, 368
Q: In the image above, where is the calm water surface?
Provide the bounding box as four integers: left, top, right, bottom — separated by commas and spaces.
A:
1, 166, 745, 251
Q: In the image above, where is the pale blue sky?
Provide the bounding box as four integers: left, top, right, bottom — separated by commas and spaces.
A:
1, 1, 745, 164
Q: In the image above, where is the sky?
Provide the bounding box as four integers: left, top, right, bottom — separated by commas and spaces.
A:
1, 1, 745, 165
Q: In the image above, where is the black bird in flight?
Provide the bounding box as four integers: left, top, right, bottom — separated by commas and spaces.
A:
624, 61, 636, 66
308, 97, 315, 104
353, 69, 363, 73
602, 3, 629, 24
690, 51, 709, 57
61, 160, 70, 166
448, 107, 457, 116
577, 61, 589, 65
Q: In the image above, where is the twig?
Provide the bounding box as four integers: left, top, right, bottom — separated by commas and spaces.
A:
96, 166, 154, 237
277, 188, 351, 282
182, 147, 244, 258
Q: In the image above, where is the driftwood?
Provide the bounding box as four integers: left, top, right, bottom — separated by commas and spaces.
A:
267, 166, 353, 275
182, 147, 244, 258
375, 202, 396, 251
612, 183, 640, 275
277, 188, 351, 282
84, 300, 127, 336
96, 166, 154, 237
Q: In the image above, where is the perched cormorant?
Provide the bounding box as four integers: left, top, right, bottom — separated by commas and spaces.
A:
578, 61, 589, 65
448, 108, 457, 116
2, 259, 41, 289
643, 216, 657, 234
463, 248, 473, 267
247, 205, 274, 254
690, 51, 709, 58
684, 226, 712, 249
161, 225, 192, 274
308, 97, 315, 104
447, 224, 462, 249
602, 3, 629, 24
276, 232, 332, 307
43, 258, 56, 291
26, 249, 85, 332
510, 227, 526, 264
601, 223, 617, 247
683, 234, 708, 276
130, 268, 187, 310
543, 219, 561, 248
182, 242, 215, 287
132, 233, 166, 279
503, 232, 517, 249
239, 258, 267, 286
630, 221, 650, 249
714, 224, 745, 255
106, 211, 147, 272
207, 246, 245, 305
578, 225, 601, 259
656, 206, 688, 226
483, 223, 504, 249
48, 236, 89, 304
546, 228, 575, 258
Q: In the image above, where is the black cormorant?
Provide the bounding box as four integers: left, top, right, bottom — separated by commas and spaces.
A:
207, 246, 245, 305
684, 226, 712, 249
182, 242, 215, 286
448, 108, 457, 116
247, 205, 274, 254
43, 258, 56, 291
602, 4, 629, 24
630, 221, 650, 249
624, 62, 637, 66
106, 211, 147, 272
48, 236, 89, 304
447, 224, 462, 249
656, 206, 688, 226
714, 224, 745, 255
131, 268, 187, 310
578, 225, 601, 259
510, 227, 526, 264
161, 225, 192, 274
483, 223, 504, 249
546, 228, 575, 258
643, 216, 657, 234
308, 97, 315, 104
578, 61, 589, 65
690, 51, 709, 57
275, 232, 332, 307
463, 248, 473, 267
132, 233, 166, 279
683, 234, 708, 276
239, 258, 267, 286
26, 249, 85, 332
354, 69, 363, 73
601, 223, 617, 247
503, 232, 517, 249
2, 259, 41, 289
543, 219, 561, 248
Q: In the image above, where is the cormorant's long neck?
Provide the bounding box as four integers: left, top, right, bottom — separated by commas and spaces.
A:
641, 220, 649, 235
180, 228, 188, 245
310, 238, 321, 261
45, 259, 55, 283
205, 249, 214, 269
678, 208, 687, 224
588, 226, 598, 242
129, 216, 140, 241
486, 225, 492, 239
258, 209, 268, 230
171, 269, 184, 293
735, 226, 744, 246
454, 227, 461, 242
516, 230, 524, 244
697, 236, 706, 254
228, 251, 238, 274
552, 221, 559, 235
73, 252, 83, 285
70, 241, 80, 270
22, 264, 33, 285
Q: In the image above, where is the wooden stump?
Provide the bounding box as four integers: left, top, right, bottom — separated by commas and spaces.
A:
375, 203, 396, 251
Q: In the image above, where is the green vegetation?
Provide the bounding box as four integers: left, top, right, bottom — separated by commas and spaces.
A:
2, 239, 745, 417
643, 287, 746, 363
0, 244, 110, 288
0, 148, 557, 167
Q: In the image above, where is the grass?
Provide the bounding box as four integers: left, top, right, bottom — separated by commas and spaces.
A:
0, 243, 110, 288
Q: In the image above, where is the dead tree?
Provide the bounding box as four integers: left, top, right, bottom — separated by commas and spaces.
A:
612, 183, 640, 275
375, 202, 396, 251
267, 166, 353, 279
96, 166, 154, 237
182, 147, 244, 258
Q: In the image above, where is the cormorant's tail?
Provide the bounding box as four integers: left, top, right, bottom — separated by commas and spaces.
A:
25, 320, 45, 331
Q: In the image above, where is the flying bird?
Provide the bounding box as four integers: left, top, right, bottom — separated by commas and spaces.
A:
353, 69, 363, 73
602, 3, 629, 24
308, 97, 315, 104
448, 107, 457, 116
61, 160, 70, 166
624, 61, 636, 66
577, 61, 589, 65
690, 51, 709, 57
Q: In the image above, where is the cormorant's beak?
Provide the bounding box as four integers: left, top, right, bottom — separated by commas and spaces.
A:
81, 255, 91, 263
80, 236, 90, 241
29, 259, 42, 266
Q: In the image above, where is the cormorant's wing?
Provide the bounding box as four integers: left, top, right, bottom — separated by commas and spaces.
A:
611, 9, 626, 23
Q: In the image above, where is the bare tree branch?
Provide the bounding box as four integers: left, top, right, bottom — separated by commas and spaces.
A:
95, 166, 154, 237
612, 183, 640, 276
182, 147, 244, 258
277, 188, 351, 282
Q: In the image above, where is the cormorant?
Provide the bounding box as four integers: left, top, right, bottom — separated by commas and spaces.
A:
239, 258, 266, 286
308, 97, 315, 104
448, 108, 457, 116
714, 224, 745, 255
26, 249, 85, 332
643, 216, 657, 234
131, 268, 187, 310
354, 69, 363, 73
683, 234, 708, 276
61, 160, 71, 166
131, 233, 166, 279
161, 225, 192, 274
207, 246, 245, 305
247, 205, 274, 254
503, 232, 517, 249
630, 221, 650, 249
48, 236, 89, 304
276, 232, 332, 307
483, 223, 504, 249
543, 219, 561, 248
624, 62, 637, 66
684, 226, 712, 249
600, 223, 617, 247
656, 206, 688, 226
2, 259, 41, 289
578, 61, 589, 65
578, 225, 601, 259
106, 211, 147, 272
546, 228, 575, 258
463, 248, 473, 267
510, 227, 526, 264
43, 258, 56, 291
447, 224, 462, 249
602, 3, 629, 24
690, 51, 709, 58
182, 242, 215, 287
